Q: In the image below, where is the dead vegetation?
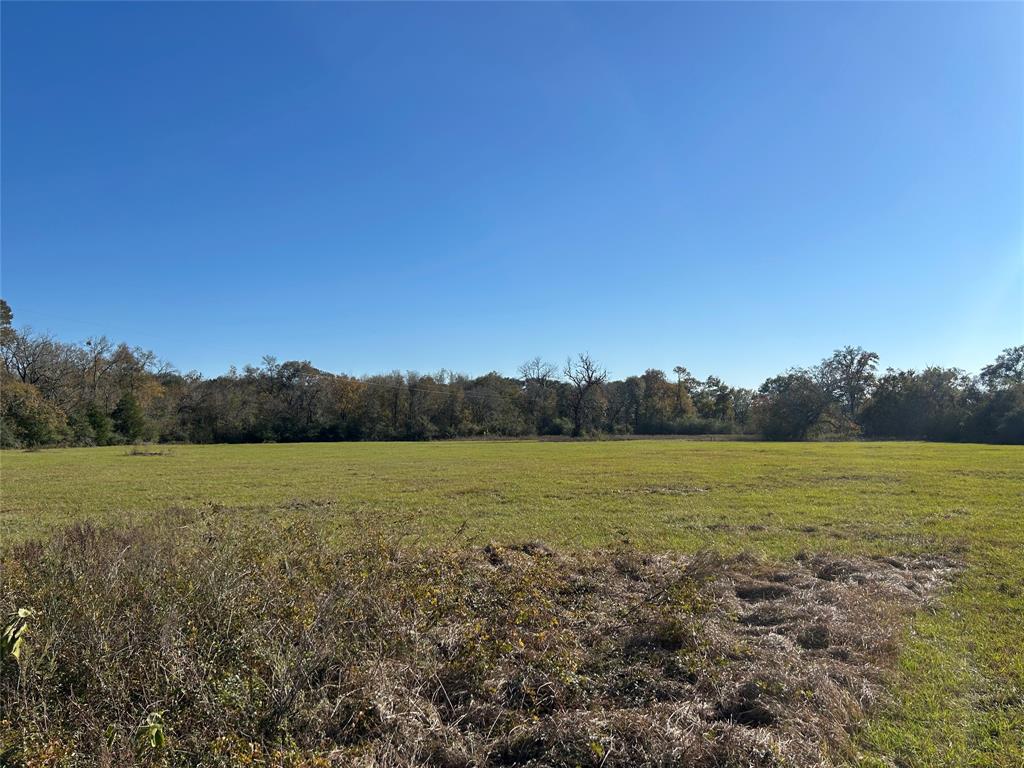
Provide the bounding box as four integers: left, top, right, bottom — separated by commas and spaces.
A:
0, 514, 957, 767
616, 485, 710, 496
124, 446, 174, 457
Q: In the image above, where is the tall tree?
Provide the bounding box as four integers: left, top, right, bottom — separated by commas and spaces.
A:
702, 376, 735, 422
859, 367, 975, 441
564, 353, 607, 437
816, 346, 879, 423
754, 371, 830, 440
0, 299, 14, 348
519, 357, 558, 434
0, 379, 67, 447
980, 346, 1024, 390
672, 365, 696, 417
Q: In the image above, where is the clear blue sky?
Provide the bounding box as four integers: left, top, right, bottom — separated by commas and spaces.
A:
2, 2, 1021, 386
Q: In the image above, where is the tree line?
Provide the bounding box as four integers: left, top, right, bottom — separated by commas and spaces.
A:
1, 301, 1021, 447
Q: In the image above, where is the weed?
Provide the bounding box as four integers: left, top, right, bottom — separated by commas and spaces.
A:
0, 518, 956, 767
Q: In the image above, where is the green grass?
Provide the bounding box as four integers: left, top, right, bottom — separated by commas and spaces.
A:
2, 440, 1022, 765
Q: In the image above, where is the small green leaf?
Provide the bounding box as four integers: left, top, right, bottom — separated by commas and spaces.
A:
137, 711, 166, 751
2, 608, 34, 664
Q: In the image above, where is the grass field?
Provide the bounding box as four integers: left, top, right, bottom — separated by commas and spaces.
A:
2, 440, 1022, 766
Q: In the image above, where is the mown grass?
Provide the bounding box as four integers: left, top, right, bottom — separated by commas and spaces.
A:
2, 440, 1022, 765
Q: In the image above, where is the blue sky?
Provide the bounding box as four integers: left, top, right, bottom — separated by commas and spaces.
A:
2, 2, 1021, 386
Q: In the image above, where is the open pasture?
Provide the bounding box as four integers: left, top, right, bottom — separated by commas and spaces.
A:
1, 440, 1022, 766
3, 440, 1020, 554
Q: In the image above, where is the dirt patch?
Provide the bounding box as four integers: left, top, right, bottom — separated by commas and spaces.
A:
618, 485, 710, 496
277, 497, 337, 512
0, 520, 958, 767
124, 446, 174, 457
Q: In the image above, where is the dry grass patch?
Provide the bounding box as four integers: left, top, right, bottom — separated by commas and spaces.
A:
0, 515, 956, 767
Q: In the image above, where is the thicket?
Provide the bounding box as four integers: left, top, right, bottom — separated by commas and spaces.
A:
2, 300, 1021, 447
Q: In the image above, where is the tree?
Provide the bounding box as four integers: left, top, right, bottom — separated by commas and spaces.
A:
731, 387, 755, 428
464, 372, 529, 436
564, 353, 607, 437
85, 403, 114, 445
112, 392, 147, 442
608, 375, 645, 433
1, 327, 54, 386
754, 372, 830, 440
980, 346, 1024, 390
672, 366, 696, 417
816, 346, 879, 424
82, 336, 116, 405
519, 357, 558, 434
0, 379, 67, 447
703, 376, 735, 422
638, 369, 674, 430
0, 300, 1019, 446
969, 386, 1024, 444
0, 299, 14, 348
973, 348, 1024, 444
859, 367, 975, 441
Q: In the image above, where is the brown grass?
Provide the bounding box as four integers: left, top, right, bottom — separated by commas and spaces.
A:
0, 513, 957, 767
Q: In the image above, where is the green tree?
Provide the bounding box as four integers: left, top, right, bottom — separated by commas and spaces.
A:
672, 366, 696, 417
980, 346, 1024, 390
0, 379, 67, 447
112, 392, 146, 442
639, 369, 674, 430
859, 367, 974, 441
816, 346, 879, 425
754, 372, 830, 440
86, 403, 114, 445
0, 299, 14, 347
703, 376, 735, 422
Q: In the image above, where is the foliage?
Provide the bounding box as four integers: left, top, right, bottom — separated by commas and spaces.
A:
1, 608, 34, 664
980, 346, 1024, 389
969, 385, 1024, 444
859, 367, 977, 441
0, 379, 67, 448
137, 711, 166, 750
112, 391, 147, 442
0, 299, 1021, 445
754, 371, 831, 440
816, 346, 879, 418
85, 402, 115, 445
